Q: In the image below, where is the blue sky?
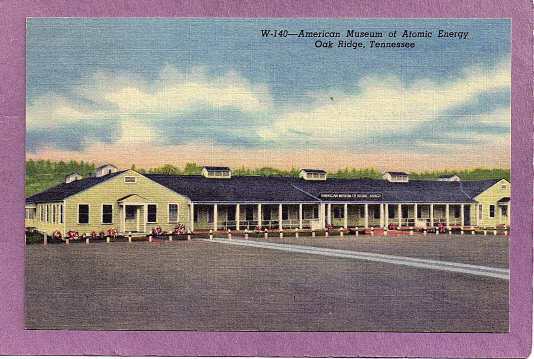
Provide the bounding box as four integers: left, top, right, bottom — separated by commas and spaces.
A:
26, 18, 510, 171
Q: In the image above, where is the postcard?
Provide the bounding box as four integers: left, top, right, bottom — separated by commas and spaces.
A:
1, 3, 532, 358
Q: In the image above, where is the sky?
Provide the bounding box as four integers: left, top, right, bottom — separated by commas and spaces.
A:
26, 18, 511, 172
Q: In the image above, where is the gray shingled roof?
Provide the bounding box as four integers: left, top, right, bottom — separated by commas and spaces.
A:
26, 172, 503, 205
146, 175, 316, 203
26, 171, 125, 204
285, 177, 501, 203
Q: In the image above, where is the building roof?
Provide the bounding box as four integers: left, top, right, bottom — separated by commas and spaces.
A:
146, 175, 315, 203
26, 171, 504, 205
384, 171, 408, 176
202, 166, 231, 171
26, 171, 125, 204
300, 169, 327, 174
287, 177, 502, 203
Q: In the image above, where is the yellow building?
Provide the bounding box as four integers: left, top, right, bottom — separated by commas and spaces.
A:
25, 167, 510, 236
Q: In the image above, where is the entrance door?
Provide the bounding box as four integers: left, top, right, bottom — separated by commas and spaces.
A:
464, 205, 471, 226
125, 205, 138, 232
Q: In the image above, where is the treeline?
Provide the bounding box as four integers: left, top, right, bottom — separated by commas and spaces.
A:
25, 159, 511, 197
26, 159, 96, 196
407, 168, 510, 181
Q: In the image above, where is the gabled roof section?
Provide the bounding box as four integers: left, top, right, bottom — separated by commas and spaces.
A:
117, 194, 150, 203
26, 171, 126, 204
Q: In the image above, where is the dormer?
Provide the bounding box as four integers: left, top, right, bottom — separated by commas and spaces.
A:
299, 169, 327, 181
383, 172, 409, 183
438, 174, 461, 182
202, 166, 232, 179
65, 173, 82, 183
95, 164, 118, 177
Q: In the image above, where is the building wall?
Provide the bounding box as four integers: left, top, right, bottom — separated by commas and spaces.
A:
474, 179, 511, 227
62, 171, 189, 235
26, 202, 64, 234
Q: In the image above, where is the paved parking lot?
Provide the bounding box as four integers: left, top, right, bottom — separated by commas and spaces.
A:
25, 234, 509, 332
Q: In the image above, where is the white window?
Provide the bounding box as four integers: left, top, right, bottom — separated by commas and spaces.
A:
168, 204, 179, 222
124, 176, 136, 183
147, 204, 157, 223
102, 204, 113, 224
78, 204, 89, 224
489, 205, 495, 218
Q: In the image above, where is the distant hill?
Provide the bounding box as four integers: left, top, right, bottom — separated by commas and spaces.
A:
25, 159, 511, 197
26, 159, 96, 197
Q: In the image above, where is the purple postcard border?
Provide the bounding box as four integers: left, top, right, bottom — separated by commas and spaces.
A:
1, 0, 532, 357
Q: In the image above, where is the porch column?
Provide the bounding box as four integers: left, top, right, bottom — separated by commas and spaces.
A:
379, 203, 384, 228
257, 204, 262, 228
327, 203, 332, 225
398, 204, 402, 227
142, 205, 146, 233
364, 203, 369, 228
213, 204, 218, 231
344, 203, 348, 229
119, 205, 124, 233
414, 203, 418, 225
299, 203, 303, 229
320, 203, 325, 227
385, 204, 389, 227
279, 203, 283, 230
189, 203, 195, 232
430, 204, 434, 226
498, 204, 502, 224
236, 204, 240, 231
507, 203, 510, 225
460, 204, 465, 227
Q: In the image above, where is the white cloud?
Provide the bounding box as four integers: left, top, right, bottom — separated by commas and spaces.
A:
259, 61, 511, 144
101, 65, 270, 115
26, 94, 114, 129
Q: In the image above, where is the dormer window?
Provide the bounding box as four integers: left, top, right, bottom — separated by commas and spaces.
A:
438, 174, 461, 182
202, 166, 232, 179
383, 172, 409, 182
299, 169, 327, 181
95, 164, 118, 177
65, 173, 82, 183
